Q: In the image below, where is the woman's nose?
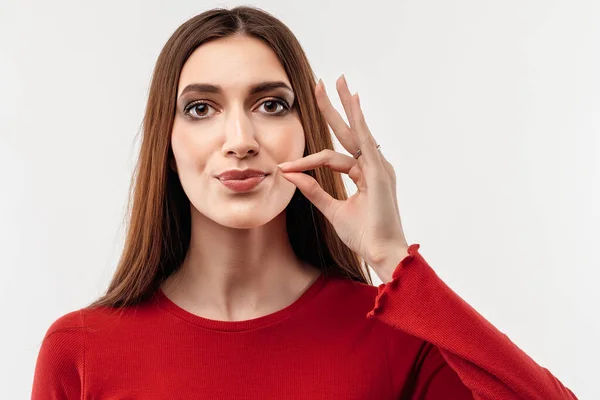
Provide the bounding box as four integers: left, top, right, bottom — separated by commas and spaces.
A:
221, 106, 260, 158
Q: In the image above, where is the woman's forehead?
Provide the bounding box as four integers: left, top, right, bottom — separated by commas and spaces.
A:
178, 36, 290, 94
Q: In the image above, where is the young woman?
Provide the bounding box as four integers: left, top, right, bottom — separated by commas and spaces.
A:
32, 6, 577, 399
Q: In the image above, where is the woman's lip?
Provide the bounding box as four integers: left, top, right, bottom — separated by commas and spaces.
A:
217, 175, 268, 192
217, 170, 269, 180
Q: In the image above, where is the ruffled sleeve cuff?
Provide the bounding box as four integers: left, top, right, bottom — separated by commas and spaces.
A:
367, 243, 423, 319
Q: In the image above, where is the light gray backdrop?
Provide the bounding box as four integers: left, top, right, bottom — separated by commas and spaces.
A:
1, 0, 596, 398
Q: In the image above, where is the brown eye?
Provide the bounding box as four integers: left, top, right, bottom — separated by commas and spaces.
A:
257, 99, 290, 115
184, 102, 215, 119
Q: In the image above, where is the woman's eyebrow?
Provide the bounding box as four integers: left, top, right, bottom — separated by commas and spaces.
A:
178, 81, 294, 99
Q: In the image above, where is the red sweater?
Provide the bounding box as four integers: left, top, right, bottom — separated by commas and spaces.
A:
32, 244, 577, 399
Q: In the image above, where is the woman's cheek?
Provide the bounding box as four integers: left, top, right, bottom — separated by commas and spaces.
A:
271, 123, 305, 162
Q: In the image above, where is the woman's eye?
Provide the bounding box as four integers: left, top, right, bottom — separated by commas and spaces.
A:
184, 102, 215, 119
257, 99, 290, 115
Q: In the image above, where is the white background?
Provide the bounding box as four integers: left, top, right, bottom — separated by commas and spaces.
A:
1, 0, 597, 398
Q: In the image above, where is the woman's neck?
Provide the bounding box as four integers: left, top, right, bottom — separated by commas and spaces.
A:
159, 210, 321, 321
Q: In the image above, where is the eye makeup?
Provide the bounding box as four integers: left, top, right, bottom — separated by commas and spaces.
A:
176, 80, 296, 114
182, 97, 292, 120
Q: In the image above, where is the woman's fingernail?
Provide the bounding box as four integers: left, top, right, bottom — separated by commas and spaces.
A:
277, 162, 287, 169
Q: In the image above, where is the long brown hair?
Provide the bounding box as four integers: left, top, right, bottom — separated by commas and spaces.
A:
87, 5, 373, 309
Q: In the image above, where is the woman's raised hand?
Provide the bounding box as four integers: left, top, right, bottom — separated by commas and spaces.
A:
277, 75, 409, 282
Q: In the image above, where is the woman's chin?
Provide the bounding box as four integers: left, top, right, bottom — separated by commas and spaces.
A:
212, 211, 273, 229
191, 189, 295, 229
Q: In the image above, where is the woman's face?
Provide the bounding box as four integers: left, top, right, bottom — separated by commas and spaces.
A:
171, 34, 305, 229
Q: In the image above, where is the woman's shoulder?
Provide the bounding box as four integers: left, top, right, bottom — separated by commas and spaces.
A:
42, 309, 85, 340
36, 301, 151, 365
42, 298, 153, 339
326, 273, 379, 298
322, 273, 383, 316
33, 309, 87, 391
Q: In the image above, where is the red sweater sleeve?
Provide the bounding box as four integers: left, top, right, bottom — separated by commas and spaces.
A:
366, 244, 578, 400
31, 310, 85, 400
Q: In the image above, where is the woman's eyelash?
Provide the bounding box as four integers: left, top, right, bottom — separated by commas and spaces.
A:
183, 98, 291, 120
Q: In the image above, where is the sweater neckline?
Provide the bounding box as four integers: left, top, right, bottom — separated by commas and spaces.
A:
152, 272, 328, 332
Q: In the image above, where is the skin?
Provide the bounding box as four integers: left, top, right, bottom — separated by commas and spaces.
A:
160, 34, 322, 322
